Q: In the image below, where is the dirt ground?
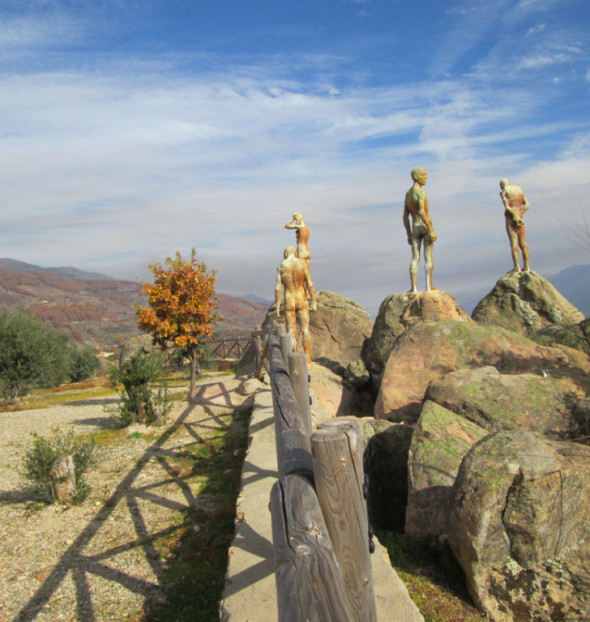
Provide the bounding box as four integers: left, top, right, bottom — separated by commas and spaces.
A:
0, 374, 249, 622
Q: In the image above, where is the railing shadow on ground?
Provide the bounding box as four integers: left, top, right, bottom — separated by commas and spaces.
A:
11, 380, 246, 622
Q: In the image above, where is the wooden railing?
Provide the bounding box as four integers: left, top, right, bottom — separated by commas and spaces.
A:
266, 326, 377, 622
210, 335, 252, 360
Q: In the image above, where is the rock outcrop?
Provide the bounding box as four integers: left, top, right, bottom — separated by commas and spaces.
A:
309, 291, 373, 374
405, 401, 487, 539
532, 317, 590, 354
448, 431, 590, 621
309, 362, 374, 420
472, 271, 584, 335
425, 365, 583, 440
375, 320, 590, 423
363, 290, 471, 386
237, 290, 373, 379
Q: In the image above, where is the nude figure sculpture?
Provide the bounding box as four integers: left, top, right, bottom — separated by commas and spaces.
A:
403, 167, 437, 292
499, 179, 530, 273
275, 246, 317, 363
284, 212, 311, 267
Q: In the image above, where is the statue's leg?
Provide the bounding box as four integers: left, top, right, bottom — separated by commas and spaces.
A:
424, 240, 434, 291
506, 223, 520, 272
519, 229, 530, 272
285, 308, 297, 345
409, 237, 420, 293
298, 308, 312, 363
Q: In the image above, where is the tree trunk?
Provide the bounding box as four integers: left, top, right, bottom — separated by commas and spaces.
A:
189, 347, 197, 399
50, 455, 77, 503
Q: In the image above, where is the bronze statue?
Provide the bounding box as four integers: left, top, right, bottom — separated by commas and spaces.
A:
499, 179, 530, 273
275, 246, 317, 363
284, 212, 311, 267
403, 167, 437, 292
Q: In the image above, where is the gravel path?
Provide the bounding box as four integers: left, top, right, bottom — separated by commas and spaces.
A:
0, 374, 248, 622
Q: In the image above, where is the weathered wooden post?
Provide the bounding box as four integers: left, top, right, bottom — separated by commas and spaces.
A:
270, 474, 355, 622
311, 419, 377, 622
280, 331, 293, 364
268, 333, 313, 480
287, 351, 312, 438
253, 331, 262, 372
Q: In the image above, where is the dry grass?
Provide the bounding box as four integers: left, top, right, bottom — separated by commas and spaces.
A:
377, 531, 487, 622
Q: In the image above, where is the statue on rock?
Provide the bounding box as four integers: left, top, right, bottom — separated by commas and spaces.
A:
285, 212, 311, 267
499, 178, 530, 273
403, 167, 437, 292
275, 246, 317, 363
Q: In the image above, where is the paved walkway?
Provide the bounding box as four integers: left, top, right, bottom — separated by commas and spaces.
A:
220, 384, 424, 622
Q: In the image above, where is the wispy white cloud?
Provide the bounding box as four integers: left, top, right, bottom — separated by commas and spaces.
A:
0, 1, 588, 315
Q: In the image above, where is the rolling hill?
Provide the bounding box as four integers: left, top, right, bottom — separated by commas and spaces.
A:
0, 259, 268, 349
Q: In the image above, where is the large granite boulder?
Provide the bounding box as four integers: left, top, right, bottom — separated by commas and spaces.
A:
264, 290, 372, 373
237, 290, 372, 377
375, 320, 590, 422
309, 291, 373, 374
472, 271, 584, 335
363, 423, 414, 531
532, 317, 590, 355
309, 362, 374, 419
425, 365, 584, 440
405, 401, 487, 539
447, 431, 590, 621
363, 290, 471, 385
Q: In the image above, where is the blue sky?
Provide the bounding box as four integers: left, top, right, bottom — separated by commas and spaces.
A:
1, 0, 589, 315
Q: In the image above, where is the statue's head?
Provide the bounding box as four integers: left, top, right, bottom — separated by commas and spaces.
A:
284, 246, 297, 259
292, 212, 304, 223
411, 167, 427, 184
499, 178, 509, 189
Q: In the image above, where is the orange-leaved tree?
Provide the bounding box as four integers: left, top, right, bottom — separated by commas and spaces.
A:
136, 249, 218, 398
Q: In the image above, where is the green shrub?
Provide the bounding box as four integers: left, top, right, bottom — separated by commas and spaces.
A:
66, 346, 100, 382
109, 349, 172, 426
0, 310, 101, 402
21, 428, 97, 504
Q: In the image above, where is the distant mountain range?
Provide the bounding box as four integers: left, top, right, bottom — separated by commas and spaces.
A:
0, 258, 268, 349
546, 264, 590, 316
0, 258, 585, 350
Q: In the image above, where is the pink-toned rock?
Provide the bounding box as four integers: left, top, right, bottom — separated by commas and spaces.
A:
364, 290, 472, 384
375, 320, 590, 422
426, 366, 585, 439
309, 363, 373, 421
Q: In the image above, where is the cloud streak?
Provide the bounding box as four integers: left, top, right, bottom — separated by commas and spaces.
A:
0, 1, 589, 317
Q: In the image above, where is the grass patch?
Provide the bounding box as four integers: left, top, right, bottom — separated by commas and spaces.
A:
377, 531, 486, 622
0, 380, 117, 411
140, 405, 252, 622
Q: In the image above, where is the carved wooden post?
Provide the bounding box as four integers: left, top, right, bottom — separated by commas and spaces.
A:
287, 351, 311, 438
311, 419, 376, 622
270, 474, 355, 622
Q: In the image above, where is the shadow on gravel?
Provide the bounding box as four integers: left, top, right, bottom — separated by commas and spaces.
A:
0, 488, 39, 506
13, 380, 249, 622
70, 415, 121, 429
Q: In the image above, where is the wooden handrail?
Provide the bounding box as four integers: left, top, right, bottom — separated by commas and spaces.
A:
266, 326, 376, 622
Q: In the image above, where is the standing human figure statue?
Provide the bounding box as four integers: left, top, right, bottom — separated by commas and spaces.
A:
275, 246, 317, 363
499, 179, 530, 273
403, 167, 437, 292
284, 212, 311, 267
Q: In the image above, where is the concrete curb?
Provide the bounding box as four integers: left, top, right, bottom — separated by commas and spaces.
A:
220, 386, 424, 622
